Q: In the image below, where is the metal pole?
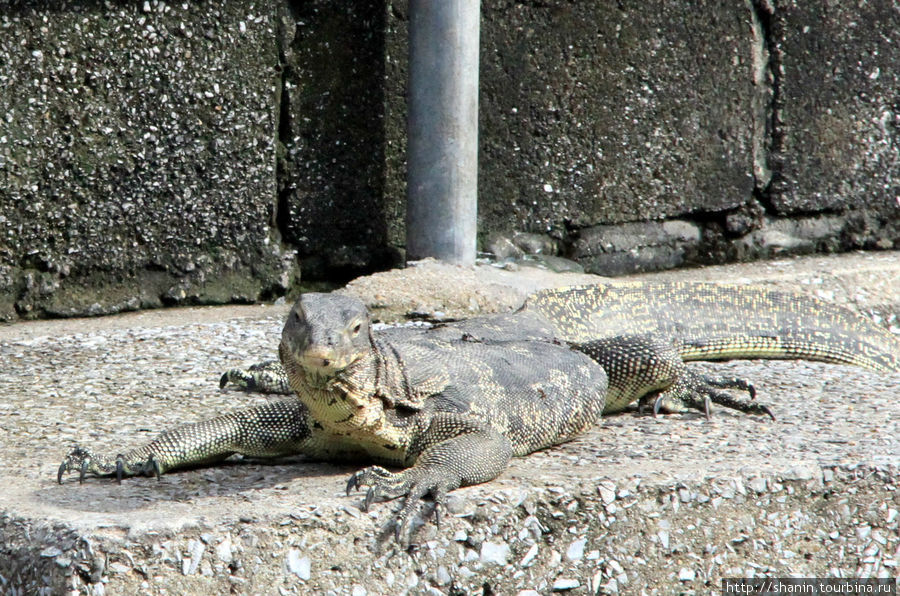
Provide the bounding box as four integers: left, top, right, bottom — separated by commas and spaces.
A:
405, 0, 480, 266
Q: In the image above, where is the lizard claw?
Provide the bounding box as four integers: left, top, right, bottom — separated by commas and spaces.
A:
345, 465, 453, 543
58, 446, 166, 483
649, 370, 772, 419
345, 474, 359, 496
219, 361, 290, 394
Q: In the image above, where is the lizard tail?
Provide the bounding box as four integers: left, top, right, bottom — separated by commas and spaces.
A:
527, 281, 900, 374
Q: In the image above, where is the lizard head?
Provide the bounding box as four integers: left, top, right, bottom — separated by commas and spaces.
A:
279, 293, 373, 385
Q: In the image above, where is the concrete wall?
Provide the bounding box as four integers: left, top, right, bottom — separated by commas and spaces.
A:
0, 1, 296, 321
1, 0, 898, 320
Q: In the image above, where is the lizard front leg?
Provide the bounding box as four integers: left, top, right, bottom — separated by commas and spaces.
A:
58, 399, 313, 483
219, 360, 292, 394
346, 413, 513, 540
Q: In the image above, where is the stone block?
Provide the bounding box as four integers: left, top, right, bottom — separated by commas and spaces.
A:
0, 1, 295, 320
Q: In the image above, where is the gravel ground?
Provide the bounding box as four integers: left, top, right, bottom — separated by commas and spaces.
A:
0, 252, 898, 594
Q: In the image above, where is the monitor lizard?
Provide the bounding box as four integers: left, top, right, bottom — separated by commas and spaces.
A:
58, 282, 900, 538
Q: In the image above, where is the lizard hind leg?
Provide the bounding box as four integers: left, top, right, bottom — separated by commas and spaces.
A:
642, 368, 774, 420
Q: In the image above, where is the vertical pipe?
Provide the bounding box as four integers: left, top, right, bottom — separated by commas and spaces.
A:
405, 0, 480, 266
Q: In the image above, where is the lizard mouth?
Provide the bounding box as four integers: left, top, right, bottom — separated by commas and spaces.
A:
278, 339, 369, 393
297, 348, 358, 374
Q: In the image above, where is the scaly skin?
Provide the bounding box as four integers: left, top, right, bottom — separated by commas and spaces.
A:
60, 282, 900, 538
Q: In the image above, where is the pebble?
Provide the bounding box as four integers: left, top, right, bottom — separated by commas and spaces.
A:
678, 568, 695, 581
40, 546, 63, 558
285, 550, 310, 581
479, 542, 510, 566
565, 538, 586, 561
598, 482, 617, 505
552, 578, 580, 591
748, 477, 768, 493
215, 538, 233, 564
182, 540, 205, 576
520, 544, 539, 567
435, 565, 452, 585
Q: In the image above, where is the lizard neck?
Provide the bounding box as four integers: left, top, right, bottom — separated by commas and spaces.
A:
280, 335, 392, 434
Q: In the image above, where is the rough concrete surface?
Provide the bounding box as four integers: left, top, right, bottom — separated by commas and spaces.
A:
1, 252, 898, 594
765, 0, 900, 216
0, 1, 296, 322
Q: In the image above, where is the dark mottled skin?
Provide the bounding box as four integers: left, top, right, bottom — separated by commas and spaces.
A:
59, 282, 900, 537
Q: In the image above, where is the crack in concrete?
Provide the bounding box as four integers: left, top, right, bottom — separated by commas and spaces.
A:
748, 0, 784, 215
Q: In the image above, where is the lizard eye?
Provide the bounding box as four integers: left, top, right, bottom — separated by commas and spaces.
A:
351, 323, 362, 336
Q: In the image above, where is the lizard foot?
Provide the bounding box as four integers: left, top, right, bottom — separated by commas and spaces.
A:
346, 465, 450, 541
219, 360, 291, 394
641, 370, 774, 420
58, 447, 161, 484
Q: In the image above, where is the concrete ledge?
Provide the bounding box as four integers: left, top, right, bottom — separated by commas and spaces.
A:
1, 252, 898, 593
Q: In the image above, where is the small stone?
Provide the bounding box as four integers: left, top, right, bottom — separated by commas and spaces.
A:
351, 586, 366, 596
182, 540, 205, 576
657, 530, 670, 550
108, 562, 131, 575
435, 566, 451, 586
552, 578, 580, 591
286, 549, 310, 580
480, 542, 510, 566
608, 559, 625, 576
565, 538, 586, 561
549, 550, 562, 567
215, 538, 233, 564
748, 477, 767, 493
40, 547, 63, 558
856, 525, 872, 541
517, 591, 542, 596
678, 568, 695, 581
784, 466, 814, 481
520, 544, 538, 567
598, 482, 616, 505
